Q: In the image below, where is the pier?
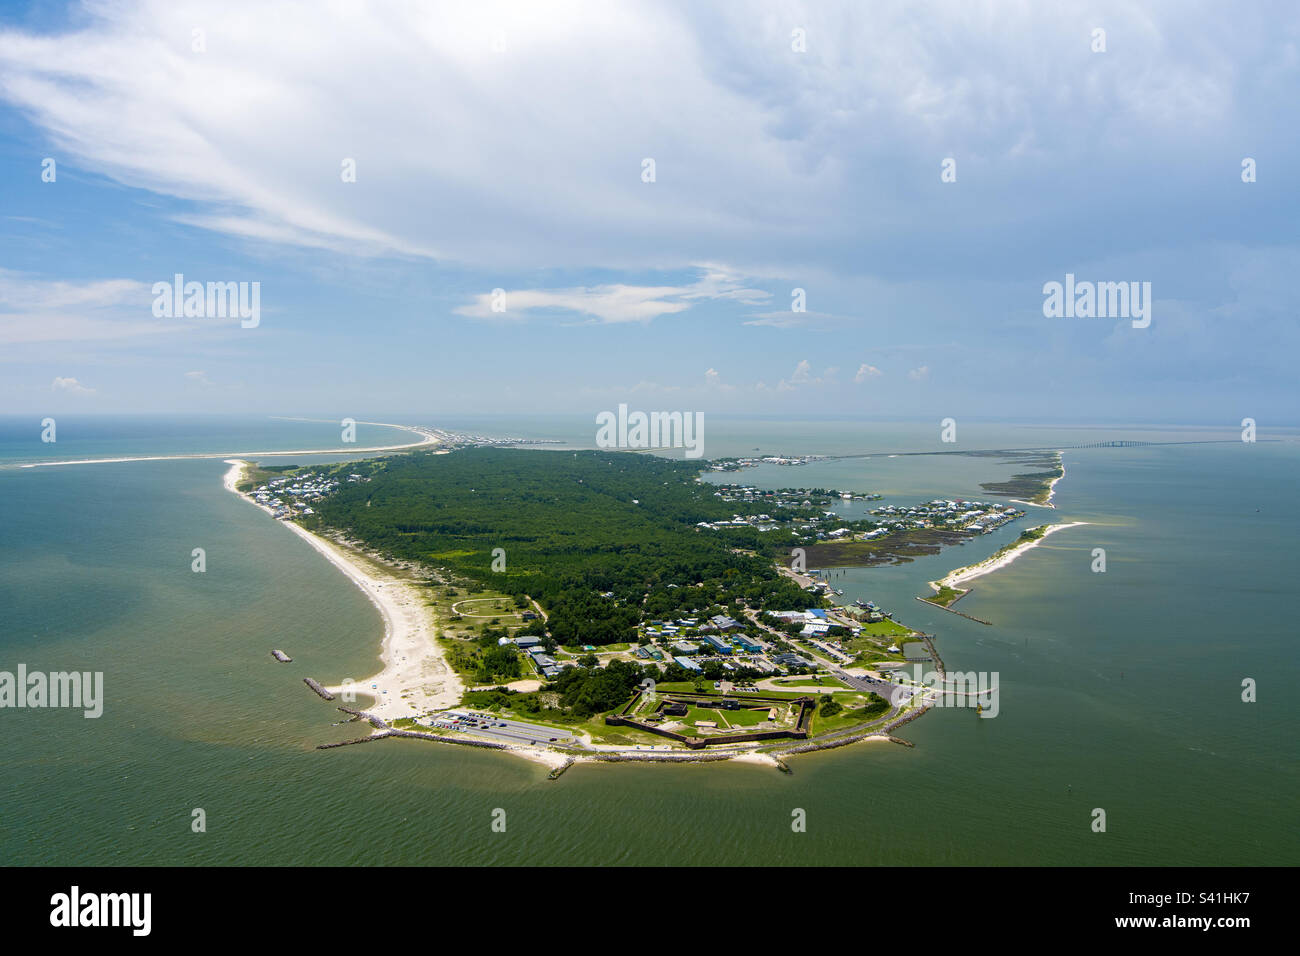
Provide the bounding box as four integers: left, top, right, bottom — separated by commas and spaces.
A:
916, 595, 992, 626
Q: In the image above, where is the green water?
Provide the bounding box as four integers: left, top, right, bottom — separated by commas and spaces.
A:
1, 422, 1296, 865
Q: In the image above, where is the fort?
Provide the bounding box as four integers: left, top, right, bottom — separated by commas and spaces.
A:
605, 689, 814, 750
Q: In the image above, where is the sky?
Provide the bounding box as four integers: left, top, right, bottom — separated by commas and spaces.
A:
0, 0, 1296, 425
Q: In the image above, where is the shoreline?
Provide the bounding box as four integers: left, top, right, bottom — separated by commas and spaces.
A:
928, 521, 1090, 593
223, 458, 463, 723
1010, 453, 1066, 510
19, 420, 438, 469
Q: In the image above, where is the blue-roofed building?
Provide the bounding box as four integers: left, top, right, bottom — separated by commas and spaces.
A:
735, 635, 762, 653
673, 655, 702, 672
806, 608, 828, 619
701, 634, 733, 654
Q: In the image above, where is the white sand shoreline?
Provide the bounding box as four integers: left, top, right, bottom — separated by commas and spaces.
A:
223, 457, 463, 722
20, 420, 438, 468
929, 521, 1089, 592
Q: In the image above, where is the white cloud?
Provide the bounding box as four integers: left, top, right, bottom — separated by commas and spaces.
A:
855, 363, 883, 382
52, 376, 94, 394
908, 365, 930, 382
0, 272, 184, 346
777, 359, 837, 391
454, 267, 770, 324
704, 367, 735, 392
0, 1, 1263, 276
0, 272, 144, 310
185, 370, 214, 386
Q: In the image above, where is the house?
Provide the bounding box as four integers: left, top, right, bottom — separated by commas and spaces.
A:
515, 636, 543, 648
673, 656, 702, 672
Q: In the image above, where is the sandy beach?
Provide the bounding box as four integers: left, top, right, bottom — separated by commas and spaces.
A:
21, 420, 439, 468
930, 521, 1090, 592
223, 458, 463, 722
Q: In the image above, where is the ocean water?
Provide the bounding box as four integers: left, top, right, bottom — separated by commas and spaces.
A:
0, 415, 418, 465
0, 417, 1296, 865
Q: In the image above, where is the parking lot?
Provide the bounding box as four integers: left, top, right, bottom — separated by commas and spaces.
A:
427, 711, 576, 746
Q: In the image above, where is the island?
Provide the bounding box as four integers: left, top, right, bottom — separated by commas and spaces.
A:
226, 439, 1068, 772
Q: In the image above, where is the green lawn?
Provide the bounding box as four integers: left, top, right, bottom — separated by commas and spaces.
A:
809, 693, 892, 734
856, 618, 913, 637
926, 586, 965, 607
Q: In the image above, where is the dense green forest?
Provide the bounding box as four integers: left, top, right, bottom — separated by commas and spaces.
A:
303, 448, 816, 645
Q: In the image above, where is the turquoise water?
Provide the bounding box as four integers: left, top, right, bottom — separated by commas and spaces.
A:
0, 418, 1296, 865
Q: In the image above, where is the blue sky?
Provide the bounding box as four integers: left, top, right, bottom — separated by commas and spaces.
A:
0, 0, 1297, 424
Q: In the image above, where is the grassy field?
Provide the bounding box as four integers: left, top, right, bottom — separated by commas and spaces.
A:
808, 692, 893, 734
682, 705, 776, 729
925, 585, 966, 607
854, 618, 912, 637
451, 596, 526, 621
